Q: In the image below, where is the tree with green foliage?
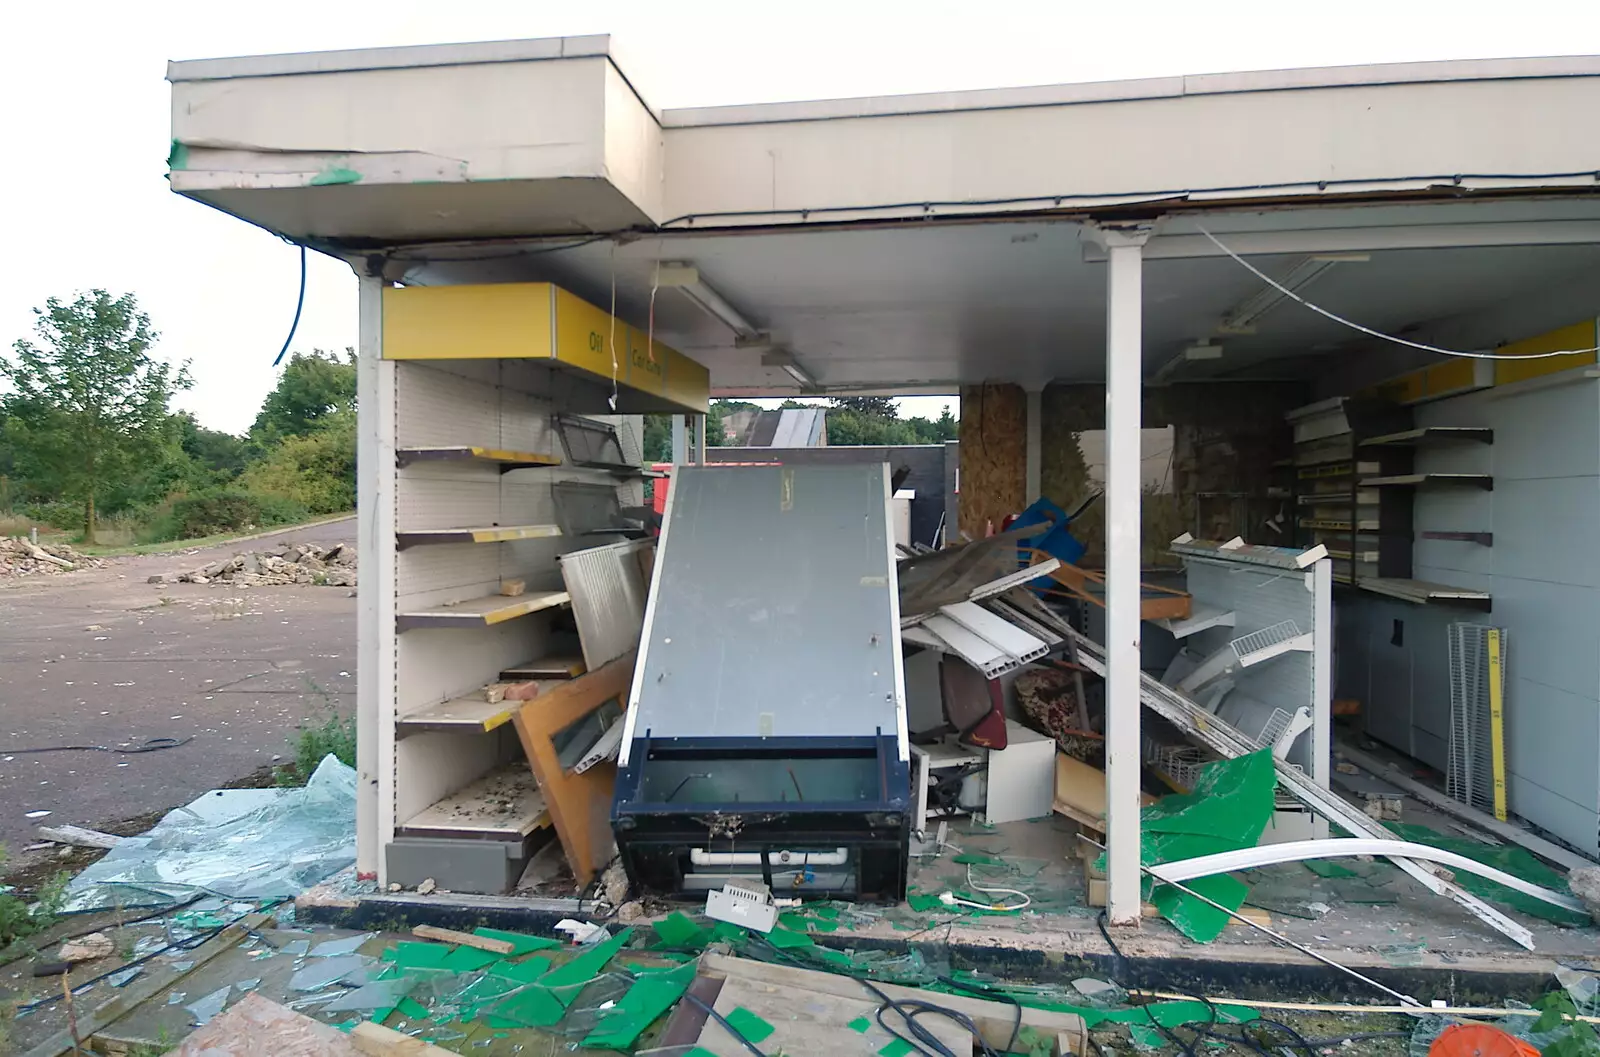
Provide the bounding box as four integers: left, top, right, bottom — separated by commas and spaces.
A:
177, 413, 251, 480
252, 348, 356, 442
0, 290, 191, 542
831, 395, 899, 418
238, 407, 357, 515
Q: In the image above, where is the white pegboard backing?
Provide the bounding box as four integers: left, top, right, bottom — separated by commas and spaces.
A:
399, 474, 503, 531
395, 726, 521, 827
397, 361, 514, 450
397, 546, 501, 605
1181, 557, 1323, 775
395, 617, 552, 717
496, 538, 568, 593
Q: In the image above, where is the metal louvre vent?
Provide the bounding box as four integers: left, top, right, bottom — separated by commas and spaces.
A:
559, 539, 653, 670
1448, 623, 1507, 816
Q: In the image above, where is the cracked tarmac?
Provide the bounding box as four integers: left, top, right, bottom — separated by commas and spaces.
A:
0, 519, 357, 866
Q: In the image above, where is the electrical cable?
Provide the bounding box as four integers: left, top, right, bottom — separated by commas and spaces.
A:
6, 736, 193, 756
655, 168, 1600, 229
1196, 224, 1600, 362
272, 243, 307, 367
941, 864, 1030, 912
939, 973, 1022, 1056
15, 897, 289, 1013
684, 991, 769, 1057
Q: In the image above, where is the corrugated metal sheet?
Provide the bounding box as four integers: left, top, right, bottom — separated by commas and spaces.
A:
559, 539, 653, 669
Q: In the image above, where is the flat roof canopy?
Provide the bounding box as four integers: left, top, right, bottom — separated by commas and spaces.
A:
167, 37, 1600, 393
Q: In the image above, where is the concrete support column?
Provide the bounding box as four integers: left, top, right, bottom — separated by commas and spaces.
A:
671, 414, 688, 464
355, 272, 396, 881
694, 413, 708, 465
1025, 386, 1044, 503
1100, 225, 1151, 926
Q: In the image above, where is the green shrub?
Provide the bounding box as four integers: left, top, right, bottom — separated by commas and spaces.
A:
236, 416, 355, 515
0, 847, 68, 947
143, 489, 309, 542
17, 499, 82, 531
277, 709, 357, 786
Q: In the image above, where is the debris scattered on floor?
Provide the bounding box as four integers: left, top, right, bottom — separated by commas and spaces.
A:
0, 536, 104, 576
170, 541, 356, 587
62, 753, 357, 911
57, 931, 115, 963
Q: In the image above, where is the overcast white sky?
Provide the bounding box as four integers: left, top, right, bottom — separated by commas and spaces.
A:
5, 1, 1597, 434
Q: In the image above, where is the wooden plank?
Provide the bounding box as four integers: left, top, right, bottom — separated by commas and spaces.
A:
396, 695, 517, 736
703, 954, 1086, 1055
396, 590, 569, 631
410, 924, 515, 953
396, 524, 562, 548
34, 825, 120, 849
511, 650, 638, 887
501, 656, 587, 680
350, 1020, 462, 1056
397, 765, 549, 839
168, 993, 358, 1056
19, 912, 271, 1057
1053, 754, 1156, 833
703, 973, 975, 1057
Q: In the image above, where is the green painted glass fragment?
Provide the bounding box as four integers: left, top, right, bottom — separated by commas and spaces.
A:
765, 926, 815, 949
385, 942, 455, 970
724, 1006, 776, 1044
439, 946, 502, 973
1150, 873, 1250, 943
1303, 858, 1358, 878
309, 167, 362, 186
880, 1039, 916, 1057
581, 962, 697, 1050
488, 956, 552, 984
654, 911, 709, 949
849, 1015, 873, 1032
536, 927, 634, 1005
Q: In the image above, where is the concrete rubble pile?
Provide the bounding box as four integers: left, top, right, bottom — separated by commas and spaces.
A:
0, 536, 104, 576
170, 541, 357, 587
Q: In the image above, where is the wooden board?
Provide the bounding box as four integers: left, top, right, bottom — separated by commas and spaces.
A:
396, 590, 570, 631
350, 1020, 461, 1056
396, 765, 549, 839
411, 924, 514, 953
19, 913, 271, 1057
511, 650, 637, 887
958, 382, 1026, 539
1053, 754, 1156, 833
395, 695, 517, 736
167, 993, 359, 1056
703, 954, 1085, 1055
501, 656, 587, 680
701, 973, 974, 1057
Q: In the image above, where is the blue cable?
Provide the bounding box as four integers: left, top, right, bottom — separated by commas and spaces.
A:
273, 243, 307, 367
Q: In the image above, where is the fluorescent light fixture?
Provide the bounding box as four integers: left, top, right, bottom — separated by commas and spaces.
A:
761, 348, 817, 390
1217, 254, 1361, 334
1151, 341, 1223, 385
655, 262, 760, 340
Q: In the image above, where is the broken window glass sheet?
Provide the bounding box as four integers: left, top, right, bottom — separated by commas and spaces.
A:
61, 754, 357, 911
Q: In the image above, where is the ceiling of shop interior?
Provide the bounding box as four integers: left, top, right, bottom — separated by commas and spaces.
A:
400, 196, 1600, 395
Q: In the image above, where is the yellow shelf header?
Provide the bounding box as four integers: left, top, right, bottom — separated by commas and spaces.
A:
380, 282, 710, 413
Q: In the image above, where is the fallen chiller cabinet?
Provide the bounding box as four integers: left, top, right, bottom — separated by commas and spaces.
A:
612, 464, 912, 900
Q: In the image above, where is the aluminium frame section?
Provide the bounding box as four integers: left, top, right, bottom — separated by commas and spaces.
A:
1061, 622, 1536, 950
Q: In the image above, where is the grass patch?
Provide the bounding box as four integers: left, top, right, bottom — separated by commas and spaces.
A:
58, 511, 354, 557
276, 705, 357, 787
0, 847, 68, 947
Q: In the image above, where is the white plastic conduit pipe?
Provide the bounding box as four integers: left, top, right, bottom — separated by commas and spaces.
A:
690, 848, 849, 867
1148, 838, 1587, 915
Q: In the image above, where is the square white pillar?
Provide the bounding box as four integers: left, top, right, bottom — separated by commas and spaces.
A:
694, 413, 708, 465
1099, 224, 1151, 926
355, 272, 396, 880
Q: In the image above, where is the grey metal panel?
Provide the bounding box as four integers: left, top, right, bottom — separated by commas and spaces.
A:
706, 444, 949, 549
629, 464, 904, 742
559, 539, 651, 669
1505, 677, 1600, 817
1490, 576, 1600, 699
1489, 378, 1600, 481
1494, 476, 1600, 587
1507, 774, 1600, 857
